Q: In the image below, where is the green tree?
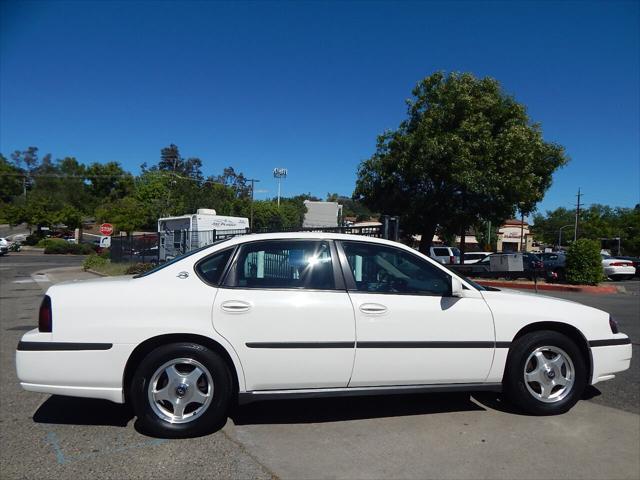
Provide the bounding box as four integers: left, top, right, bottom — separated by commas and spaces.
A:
533, 204, 640, 255
0, 154, 24, 203
86, 161, 134, 203
95, 196, 149, 233
354, 72, 568, 253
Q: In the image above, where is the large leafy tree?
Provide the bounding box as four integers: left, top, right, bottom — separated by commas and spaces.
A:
354, 72, 568, 253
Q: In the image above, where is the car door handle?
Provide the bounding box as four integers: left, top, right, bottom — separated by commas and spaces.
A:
359, 303, 388, 315
221, 300, 252, 313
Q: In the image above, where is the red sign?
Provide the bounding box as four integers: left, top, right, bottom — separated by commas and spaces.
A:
99, 223, 114, 236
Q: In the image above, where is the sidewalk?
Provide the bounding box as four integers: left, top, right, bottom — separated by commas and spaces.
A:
31, 266, 100, 286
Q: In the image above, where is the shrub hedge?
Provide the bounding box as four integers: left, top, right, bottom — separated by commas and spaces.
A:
565, 239, 604, 285
44, 239, 94, 255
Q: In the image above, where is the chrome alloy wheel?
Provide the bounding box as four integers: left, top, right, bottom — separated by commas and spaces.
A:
147, 358, 214, 423
523, 346, 575, 403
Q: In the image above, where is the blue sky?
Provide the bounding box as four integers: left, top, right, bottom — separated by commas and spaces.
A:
1, 0, 638, 215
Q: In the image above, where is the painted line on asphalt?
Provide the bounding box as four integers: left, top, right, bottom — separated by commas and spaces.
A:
45, 431, 168, 465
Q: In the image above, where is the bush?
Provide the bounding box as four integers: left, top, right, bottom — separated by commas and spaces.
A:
125, 262, 155, 275
37, 237, 67, 248
24, 233, 45, 246
83, 254, 109, 271
43, 239, 95, 255
566, 239, 604, 285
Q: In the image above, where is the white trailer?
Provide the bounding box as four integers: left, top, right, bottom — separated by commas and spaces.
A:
158, 208, 249, 260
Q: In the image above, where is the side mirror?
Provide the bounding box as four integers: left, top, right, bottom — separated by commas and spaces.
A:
451, 277, 464, 297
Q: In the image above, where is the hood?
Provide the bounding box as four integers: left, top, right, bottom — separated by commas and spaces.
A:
480, 288, 582, 307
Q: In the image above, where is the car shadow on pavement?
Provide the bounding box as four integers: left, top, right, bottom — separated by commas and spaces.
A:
230, 392, 485, 426
472, 386, 603, 416
33, 395, 134, 427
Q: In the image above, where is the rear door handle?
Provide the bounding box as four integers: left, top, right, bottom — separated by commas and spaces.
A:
221, 300, 252, 313
359, 303, 388, 315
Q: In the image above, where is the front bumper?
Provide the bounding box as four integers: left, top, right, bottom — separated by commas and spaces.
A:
16, 329, 133, 403
590, 335, 632, 384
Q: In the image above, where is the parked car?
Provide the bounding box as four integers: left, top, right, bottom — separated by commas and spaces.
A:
540, 252, 567, 281
429, 246, 460, 264
462, 252, 491, 264
614, 256, 639, 278
16, 232, 631, 438
0, 237, 9, 256
456, 252, 544, 280
601, 254, 635, 281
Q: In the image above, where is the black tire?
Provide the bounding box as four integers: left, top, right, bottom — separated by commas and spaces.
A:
503, 330, 587, 415
130, 342, 232, 438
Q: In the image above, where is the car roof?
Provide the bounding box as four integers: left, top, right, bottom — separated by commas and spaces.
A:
220, 231, 400, 246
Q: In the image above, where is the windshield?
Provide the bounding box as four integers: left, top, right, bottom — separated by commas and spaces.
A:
133, 238, 234, 278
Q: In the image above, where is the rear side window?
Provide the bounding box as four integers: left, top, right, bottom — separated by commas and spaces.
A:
195, 248, 234, 285
227, 240, 335, 290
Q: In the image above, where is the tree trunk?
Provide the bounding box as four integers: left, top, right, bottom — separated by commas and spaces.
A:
418, 223, 437, 254
459, 225, 466, 264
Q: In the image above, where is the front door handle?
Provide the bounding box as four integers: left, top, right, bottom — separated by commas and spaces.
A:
221, 300, 252, 313
359, 303, 388, 315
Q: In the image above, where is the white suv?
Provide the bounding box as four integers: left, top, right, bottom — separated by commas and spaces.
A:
429, 246, 460, 264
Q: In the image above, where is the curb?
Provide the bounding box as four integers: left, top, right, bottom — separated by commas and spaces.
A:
476, 280, 618, 294
84, 268, 108, 277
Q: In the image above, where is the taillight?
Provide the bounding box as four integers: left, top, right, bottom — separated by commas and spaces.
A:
609, 316, 619, 334
450, 255, 455, 264
39, 295, 52, 332
610, 262, 631, 267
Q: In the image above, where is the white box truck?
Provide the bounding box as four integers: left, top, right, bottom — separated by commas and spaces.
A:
158, 208, 249, 260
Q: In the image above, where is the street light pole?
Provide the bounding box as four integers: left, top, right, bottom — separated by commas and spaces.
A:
558, 224, 574, 249
273, 168, 287, 207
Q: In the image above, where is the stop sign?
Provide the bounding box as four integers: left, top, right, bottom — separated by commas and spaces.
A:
99, 223, 114, 236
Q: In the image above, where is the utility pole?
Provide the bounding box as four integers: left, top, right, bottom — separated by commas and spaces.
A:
574, 188, 583, 242
247, 178, 260, 231
520, 211, 526, 252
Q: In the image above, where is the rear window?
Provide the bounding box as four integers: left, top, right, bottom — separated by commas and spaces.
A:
433, 248, 450, 256
134, 238, 233, 278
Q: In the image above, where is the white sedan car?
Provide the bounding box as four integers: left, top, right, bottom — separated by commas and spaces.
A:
601, 254, 635, 281
16, 233, 631, 438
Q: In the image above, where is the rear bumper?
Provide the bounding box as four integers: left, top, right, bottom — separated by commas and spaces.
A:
590, 336, 632, 384
604, 266, 635, 277
16, 329, 133, 403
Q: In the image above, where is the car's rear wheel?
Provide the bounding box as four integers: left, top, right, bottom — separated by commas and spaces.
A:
503, 330, 586, 415
131, 342, 232, 438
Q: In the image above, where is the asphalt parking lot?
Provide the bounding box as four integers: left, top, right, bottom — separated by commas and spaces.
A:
1, 253, 638, 479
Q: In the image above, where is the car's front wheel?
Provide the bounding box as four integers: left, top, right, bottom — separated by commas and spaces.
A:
503, 330, 587, 415
130, 342, 232, 438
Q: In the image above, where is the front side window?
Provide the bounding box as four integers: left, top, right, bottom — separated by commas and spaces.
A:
227, 240, 335, 290
342, 242, 451, 296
